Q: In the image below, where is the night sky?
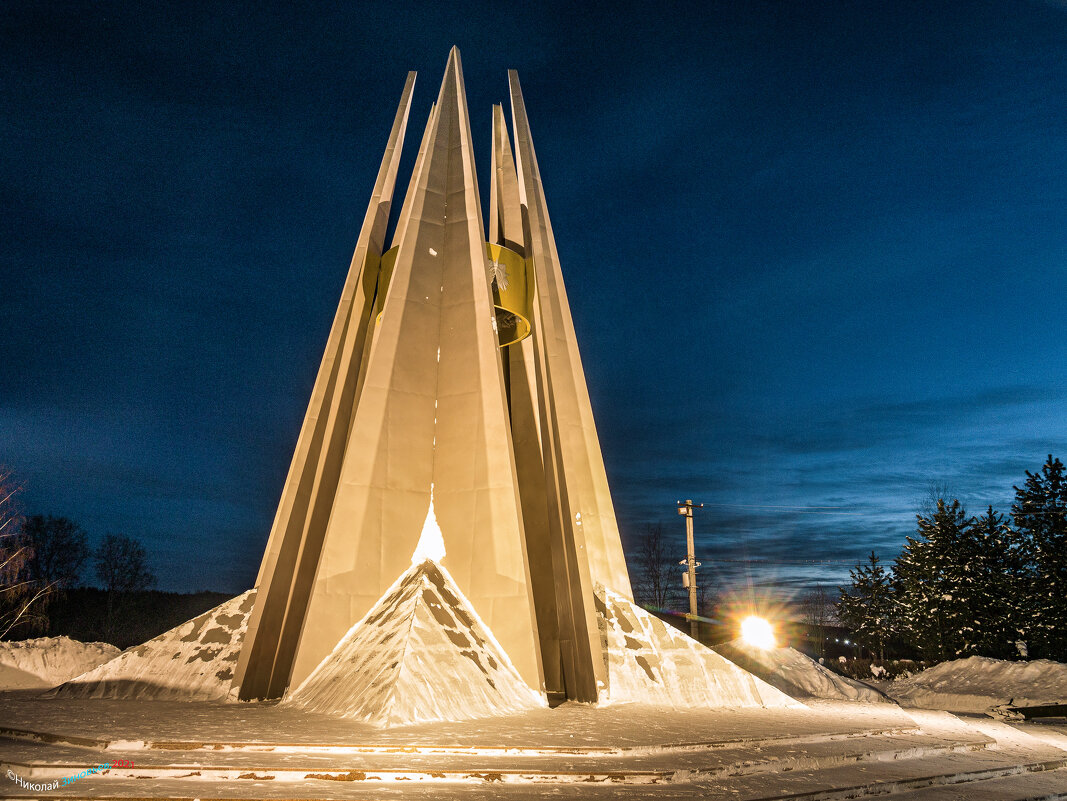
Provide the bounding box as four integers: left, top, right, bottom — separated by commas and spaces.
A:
2, 2, 1066, 601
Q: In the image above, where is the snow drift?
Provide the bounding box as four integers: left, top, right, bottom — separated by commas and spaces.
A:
47, 590, 256, 700
0, 636, 119, 690
284, 560, 545, 726
714, 639, 889, 703
596, 589, 802, 709
886, 656, 1067, 714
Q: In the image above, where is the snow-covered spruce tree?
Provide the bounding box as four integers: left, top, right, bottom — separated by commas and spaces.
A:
894, 500, 975, 661
1012, 455, 1067, 660
836, 552, 895, 660
969, 506, 1029, 659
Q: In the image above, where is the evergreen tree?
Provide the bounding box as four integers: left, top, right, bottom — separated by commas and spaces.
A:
969, 506, 1028, 659
1012, 455, 1067, 659
836, 552, 895, 660
894, 500, 974, 660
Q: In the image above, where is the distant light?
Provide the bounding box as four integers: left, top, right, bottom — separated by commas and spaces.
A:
740, 616, 776, 649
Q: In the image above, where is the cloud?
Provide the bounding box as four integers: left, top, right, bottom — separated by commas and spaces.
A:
613, 383, 1067, 594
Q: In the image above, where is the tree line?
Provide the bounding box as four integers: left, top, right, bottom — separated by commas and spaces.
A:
0, 468, 156, 640
837, 455, 1067, 663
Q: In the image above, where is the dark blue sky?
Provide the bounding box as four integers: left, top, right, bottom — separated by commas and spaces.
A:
2, 2, 1065, 599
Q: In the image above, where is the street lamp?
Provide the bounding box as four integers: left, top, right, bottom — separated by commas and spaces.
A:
676, 499, 703, 639
740, 616, 776, 649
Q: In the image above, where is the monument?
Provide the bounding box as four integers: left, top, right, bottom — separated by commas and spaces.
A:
16, 51, 1058, 801
234, 46, 630, 707
53, 49, 795, 723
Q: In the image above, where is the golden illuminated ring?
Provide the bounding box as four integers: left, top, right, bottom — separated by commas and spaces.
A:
485, 243, 532, 347
373, 243, 533, 348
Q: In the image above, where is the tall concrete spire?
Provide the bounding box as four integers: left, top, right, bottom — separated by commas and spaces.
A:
489, 104, 524, 253
508, 71, 634, 603
281, 47, 543, 696
235, 71, 416, 701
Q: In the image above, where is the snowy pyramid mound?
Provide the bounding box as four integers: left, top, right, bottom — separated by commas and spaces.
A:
596, 588, 802, 709
0, 637, 119, 690
284, 559, 545, 727
48, 590, 256, 701
715, 639, 889, 703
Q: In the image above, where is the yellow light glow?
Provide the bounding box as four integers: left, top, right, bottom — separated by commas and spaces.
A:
740, 616, 776, 649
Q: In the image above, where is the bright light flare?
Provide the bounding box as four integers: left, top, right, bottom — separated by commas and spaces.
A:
740, 615, 776, 649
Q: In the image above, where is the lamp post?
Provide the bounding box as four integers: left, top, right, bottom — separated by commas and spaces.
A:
677, 499, 703, 640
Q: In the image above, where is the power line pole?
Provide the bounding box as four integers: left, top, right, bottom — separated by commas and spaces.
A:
677, 499, 703, 640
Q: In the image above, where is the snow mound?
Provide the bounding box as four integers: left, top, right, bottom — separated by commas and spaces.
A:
0, 636, 119, 690
714, 639, 889, 703
596, 589, 802, 709
47, 590, 256, 701
887, 656, 1067, 714
284, 560, 545, 727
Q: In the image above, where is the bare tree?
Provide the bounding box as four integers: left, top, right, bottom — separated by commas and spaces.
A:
0, 467, 51, 637
917, 480, 959, 519
0, 468, 20, 546
95, 533, 156, 638
635, 523, 674, 608
696, 574, 719, 627
803, 584, 834, 626
21, 515, 89, 590
802, 584, 834, 657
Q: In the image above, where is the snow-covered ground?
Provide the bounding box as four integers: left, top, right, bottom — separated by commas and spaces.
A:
0, 636, 118, 690
714, 640, 888, 703
884, 655, 1067, 714
0, 694, 917, 751
1, 696, 1065, 799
